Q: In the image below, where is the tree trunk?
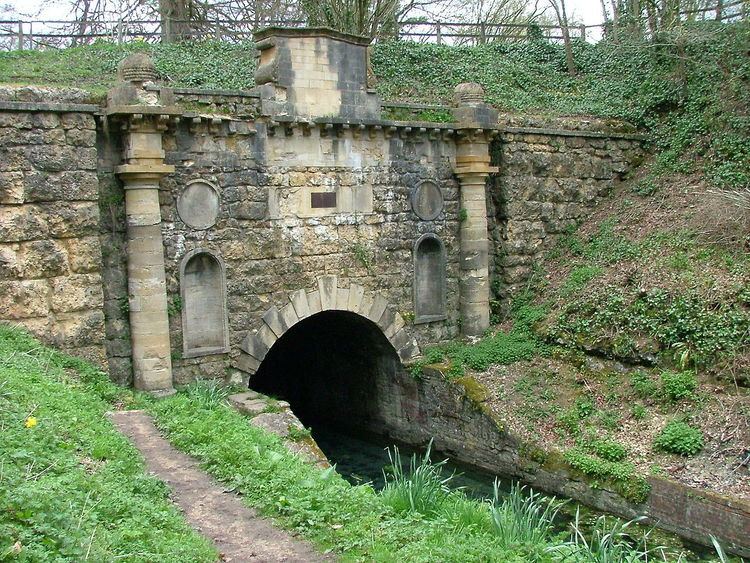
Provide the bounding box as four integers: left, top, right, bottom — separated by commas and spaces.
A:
550, 0, 576, 76
159, 0, 193, 42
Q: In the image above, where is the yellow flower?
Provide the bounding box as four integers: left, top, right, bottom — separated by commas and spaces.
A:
24, 417, 37, 429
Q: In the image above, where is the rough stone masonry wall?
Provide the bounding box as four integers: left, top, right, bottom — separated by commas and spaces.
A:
490, 125, 645, 300
0, 100, 106, 365
154, 119, 461, 384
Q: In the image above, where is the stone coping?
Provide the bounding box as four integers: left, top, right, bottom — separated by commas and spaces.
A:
0, 100, 101, 113
382, 100, 451, 111
500, 126, 646, 141
144, 84, 261, 99
253, 26, 371, 47
0, 99, 645, 141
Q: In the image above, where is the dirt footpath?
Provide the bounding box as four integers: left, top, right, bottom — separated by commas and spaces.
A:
110, 410, 327, 562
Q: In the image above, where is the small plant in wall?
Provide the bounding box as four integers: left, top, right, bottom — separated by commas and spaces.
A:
459, 208, 468, 223
167, 295, 183, 317
351, 242, 373, 274
400, 311, 415, 324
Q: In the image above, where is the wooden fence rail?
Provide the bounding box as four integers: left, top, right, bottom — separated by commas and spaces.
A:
0, 7, 746, 51
0, 18, 595, 50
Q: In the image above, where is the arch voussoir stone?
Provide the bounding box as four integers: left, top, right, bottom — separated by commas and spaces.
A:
237, 276, 422, 375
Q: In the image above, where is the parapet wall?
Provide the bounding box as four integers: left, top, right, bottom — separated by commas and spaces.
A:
0, 92, 106, 366
491, 124, 644, 300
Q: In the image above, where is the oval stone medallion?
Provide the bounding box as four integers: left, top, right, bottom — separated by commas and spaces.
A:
177, 180, 220, 230
411, 181, 444, 221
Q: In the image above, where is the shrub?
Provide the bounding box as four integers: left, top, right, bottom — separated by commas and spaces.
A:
659, 370, 697, 402
631, 404, 647, 420
653, 421, 704, 456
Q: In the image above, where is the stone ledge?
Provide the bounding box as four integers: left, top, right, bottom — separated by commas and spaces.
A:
145, 84, 261, 99
500, 126, 646, 141
0, 101, 101, 114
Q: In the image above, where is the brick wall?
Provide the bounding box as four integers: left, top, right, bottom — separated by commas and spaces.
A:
490, 124, 645, 301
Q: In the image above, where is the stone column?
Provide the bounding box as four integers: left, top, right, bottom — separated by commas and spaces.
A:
117, 133, 174, 393
453, 83, 499, 337
107, 54, 180, 393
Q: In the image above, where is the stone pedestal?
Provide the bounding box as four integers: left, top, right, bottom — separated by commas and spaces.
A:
453, 83, 499, 337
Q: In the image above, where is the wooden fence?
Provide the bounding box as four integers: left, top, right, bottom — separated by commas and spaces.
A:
0, 18, 594, 50
0, 3, 746, 52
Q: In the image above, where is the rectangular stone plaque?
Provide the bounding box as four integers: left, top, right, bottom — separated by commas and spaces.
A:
311, 192, 336, 208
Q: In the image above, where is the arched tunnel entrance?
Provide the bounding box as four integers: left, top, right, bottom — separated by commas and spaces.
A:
249, 309, 505, 494
250, 310, 405, 432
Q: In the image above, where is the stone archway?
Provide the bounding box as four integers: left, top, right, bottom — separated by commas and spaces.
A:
236, 275, 421, 375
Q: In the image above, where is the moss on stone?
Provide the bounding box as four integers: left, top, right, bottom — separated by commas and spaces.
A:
455, 375, 489, 404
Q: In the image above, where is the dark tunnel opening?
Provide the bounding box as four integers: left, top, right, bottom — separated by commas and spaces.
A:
249, 310, 404, 432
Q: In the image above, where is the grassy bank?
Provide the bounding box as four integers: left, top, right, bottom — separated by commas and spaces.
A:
0, 325, 216, 561
4, 325, 724, 561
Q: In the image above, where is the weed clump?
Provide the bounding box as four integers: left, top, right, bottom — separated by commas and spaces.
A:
659, 370, 697, 402
653, 420, 704, 456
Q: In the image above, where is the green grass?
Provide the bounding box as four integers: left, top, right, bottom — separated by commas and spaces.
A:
0, 325, 217, 561
147, 383, 545, 561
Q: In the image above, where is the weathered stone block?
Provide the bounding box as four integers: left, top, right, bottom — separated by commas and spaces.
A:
65, 128, 97, 147
262, 306, 287, 338
52, 310, 105, 347
24, 170, 99, 202
0, 205, 49, 242
318, 275, 337, 310
0, 171, 24, 204
0, 279, 50, 318
229, 201, 267, 220
46, 202, 100, 238
1, 239, 69, 278
61, 112, 95, 130
65, 236, 102, 273
289, 288, 310, 320
50, 274, 104, 313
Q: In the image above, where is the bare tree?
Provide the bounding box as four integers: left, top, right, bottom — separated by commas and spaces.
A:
547, 0, 575, 74
301, 0, 401, 37
452, 0, 545, 44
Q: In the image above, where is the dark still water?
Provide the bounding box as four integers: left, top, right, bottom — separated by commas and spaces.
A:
312, 424, 509, 496
311, 425, 718, 562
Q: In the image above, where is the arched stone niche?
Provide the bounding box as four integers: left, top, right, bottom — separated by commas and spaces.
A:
180, 249, 229, 357
413, 233, 447, 323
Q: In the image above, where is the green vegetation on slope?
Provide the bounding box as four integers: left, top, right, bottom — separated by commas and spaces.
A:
0, 326, 217, 561
541, 214, 750, 374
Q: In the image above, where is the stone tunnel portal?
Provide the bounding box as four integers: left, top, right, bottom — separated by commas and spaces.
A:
250, 310, 404, 432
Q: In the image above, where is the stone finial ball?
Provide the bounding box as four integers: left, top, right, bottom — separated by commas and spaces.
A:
454, 82, 485, 106
118, 52, 157, 84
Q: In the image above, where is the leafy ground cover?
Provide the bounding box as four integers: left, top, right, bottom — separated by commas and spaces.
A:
0, 325, 217, 561
538, 176, 750, 379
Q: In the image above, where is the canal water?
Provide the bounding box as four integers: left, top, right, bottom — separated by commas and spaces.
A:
312, 425, 719, 562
